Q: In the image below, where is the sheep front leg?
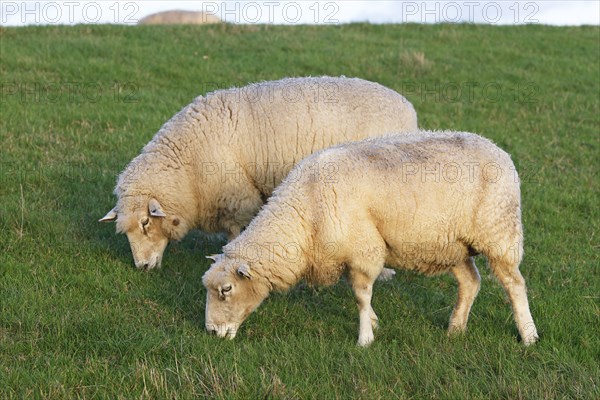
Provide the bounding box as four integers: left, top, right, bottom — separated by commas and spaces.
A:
349, 271, 378, 347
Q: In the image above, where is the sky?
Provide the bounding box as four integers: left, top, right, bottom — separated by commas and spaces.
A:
1, 1, 599, 26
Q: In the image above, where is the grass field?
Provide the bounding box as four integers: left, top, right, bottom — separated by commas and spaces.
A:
1, 23, 599, 399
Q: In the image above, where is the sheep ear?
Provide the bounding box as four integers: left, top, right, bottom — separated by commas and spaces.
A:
205, 254, 221, 261
148, 199, 166, 218
237, 264, 252, 280
99, 207, 117, 222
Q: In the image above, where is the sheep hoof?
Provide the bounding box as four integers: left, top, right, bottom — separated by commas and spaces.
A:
522, 333, 539, 346
447, 328, 466, 337
377, 268, 396, 282
447, 322, 467, 336
357, 335, 374, 347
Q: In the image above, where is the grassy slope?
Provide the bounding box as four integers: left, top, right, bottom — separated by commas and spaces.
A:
1, 23, 598, 399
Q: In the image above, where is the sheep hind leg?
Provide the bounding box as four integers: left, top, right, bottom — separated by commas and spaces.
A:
348, 269, 380, 347
448, 257, 481, 335
377, 267, 396, 282
489, 257, 539, 345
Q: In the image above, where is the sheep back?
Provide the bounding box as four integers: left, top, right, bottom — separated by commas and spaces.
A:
235, 130, 522, 285
115, 77, 417, 237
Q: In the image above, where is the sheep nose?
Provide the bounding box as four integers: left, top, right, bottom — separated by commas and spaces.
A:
141, 263, 149, 270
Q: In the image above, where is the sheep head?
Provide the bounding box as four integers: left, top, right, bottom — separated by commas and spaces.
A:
100, 197, 186, 270
202, 254, 269, 339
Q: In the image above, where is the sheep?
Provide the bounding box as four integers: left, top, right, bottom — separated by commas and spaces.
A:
202, 130, 539, 346
138, 10, 221, 25
100, 77, 418, 271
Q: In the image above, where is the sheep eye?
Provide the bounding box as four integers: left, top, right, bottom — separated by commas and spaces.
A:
221, 284, 232, 294
141, 217, 150, 226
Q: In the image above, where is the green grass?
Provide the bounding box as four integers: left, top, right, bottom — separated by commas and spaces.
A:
1, 23, 599, 399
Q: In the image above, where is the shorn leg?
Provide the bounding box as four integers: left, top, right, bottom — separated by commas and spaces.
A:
348, 269, 380, 347
448, 257, 481, 334
490, 257, 539, 345
377, 267, 396, 282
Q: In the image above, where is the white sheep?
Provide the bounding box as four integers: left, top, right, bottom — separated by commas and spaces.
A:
202, 130, 539, 346
138, 10, 221, 25
100, 77, 417, 271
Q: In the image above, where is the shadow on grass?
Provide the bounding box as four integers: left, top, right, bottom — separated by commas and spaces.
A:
134, 231, 226, 328
71, 185, 225, 328
228, 271, 463, 343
